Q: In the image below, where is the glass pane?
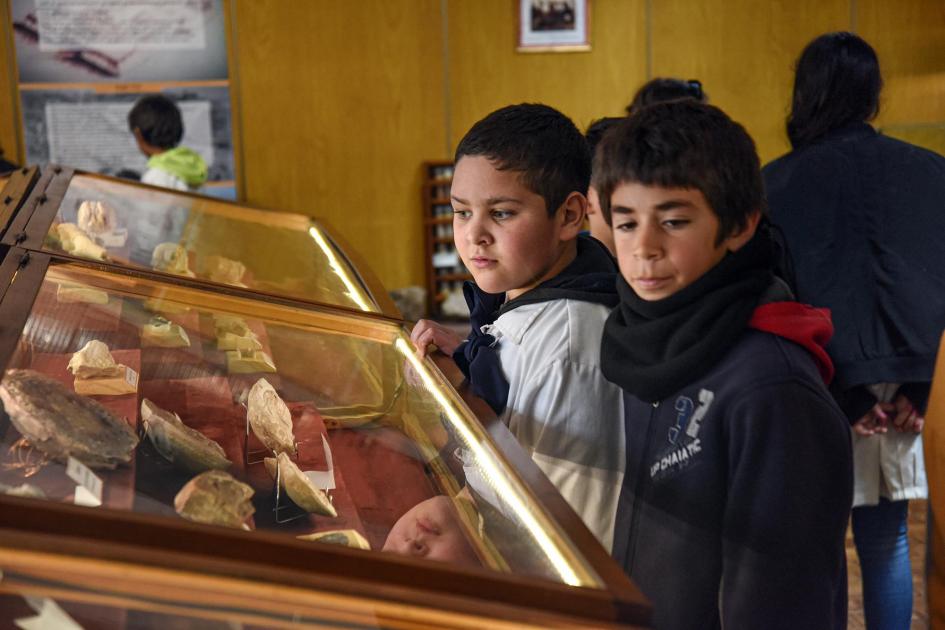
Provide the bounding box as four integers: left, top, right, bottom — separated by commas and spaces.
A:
42, 173, 380, 313
0, 260, 602, 588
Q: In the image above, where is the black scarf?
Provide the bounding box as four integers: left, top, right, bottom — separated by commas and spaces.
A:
453, 235, 618, 414
600, 231, 775, 402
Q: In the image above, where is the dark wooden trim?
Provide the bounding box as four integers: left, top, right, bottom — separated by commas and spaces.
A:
0, 166, 57, 247
16, 164, 74, 248
0, 497, 649, 626
0, 166, 40, 239
0, 248, 48, 369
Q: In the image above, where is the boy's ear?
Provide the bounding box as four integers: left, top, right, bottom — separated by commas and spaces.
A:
725, 210, 762, 252
557, 191, 588, 239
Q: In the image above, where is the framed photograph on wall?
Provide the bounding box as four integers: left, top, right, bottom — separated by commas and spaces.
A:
517, 0, 590, 53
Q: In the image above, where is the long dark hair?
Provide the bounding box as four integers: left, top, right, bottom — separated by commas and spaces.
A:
787, 32, 882, 149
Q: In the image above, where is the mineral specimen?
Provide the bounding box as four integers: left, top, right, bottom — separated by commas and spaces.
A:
67, 340, 124, 379
268, 451, 336, 517
0, 369, 138, 469
174, 470, 255, 530
141, 399, 231, 473
246, 379, 295, 454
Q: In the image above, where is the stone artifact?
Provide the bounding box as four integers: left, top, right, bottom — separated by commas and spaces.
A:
57, 223, 107, 260
141, 399, 231, 474
0, 369, 138, 469
67, 340, 137, 395
0, 482, 46, 499
141, 316, 191, 348
76, 200, 117, 236
67, 340, 124, 379
151, 242, 195, 277
246, 378, 295, 454
174, 470, 255, 530
56, 282, 109, 304
266, 451, 337, 517
204, 255, 247, 286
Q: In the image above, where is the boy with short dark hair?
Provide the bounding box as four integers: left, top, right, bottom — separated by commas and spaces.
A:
411, 103, 625, 549
128, 94, 207, 192
593, 100, 852, 629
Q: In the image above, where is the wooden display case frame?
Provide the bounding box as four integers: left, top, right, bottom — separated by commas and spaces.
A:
0, 246, 651, 627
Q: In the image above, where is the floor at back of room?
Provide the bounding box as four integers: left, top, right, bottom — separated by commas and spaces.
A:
847, 499, 928, 629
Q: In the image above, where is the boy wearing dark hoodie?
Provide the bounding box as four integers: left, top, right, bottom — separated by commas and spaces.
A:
593, 100, 853, 629
128, 94, 208, 192
410, 103, 625, 550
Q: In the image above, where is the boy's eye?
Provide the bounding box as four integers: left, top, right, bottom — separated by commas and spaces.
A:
663, 219, 690, 229
491, 209, 513, 220
453, 209, 471, 219
615, 220, 636, 232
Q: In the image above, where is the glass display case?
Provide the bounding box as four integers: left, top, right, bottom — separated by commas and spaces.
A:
0, 168, 650, 629
1, 165, 399, 317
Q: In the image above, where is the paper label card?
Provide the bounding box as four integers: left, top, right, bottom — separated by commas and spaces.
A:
303, 434, 336, 490
66, 456, 103, 505
15, 596, 84, 630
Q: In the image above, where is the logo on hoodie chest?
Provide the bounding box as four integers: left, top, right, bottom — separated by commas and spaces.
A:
650, 388, 715, 481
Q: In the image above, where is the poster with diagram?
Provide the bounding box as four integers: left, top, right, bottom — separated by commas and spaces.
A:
9, 0, 236, 197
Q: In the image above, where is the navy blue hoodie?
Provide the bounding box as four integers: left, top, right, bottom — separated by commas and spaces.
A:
603, 231, 852, 630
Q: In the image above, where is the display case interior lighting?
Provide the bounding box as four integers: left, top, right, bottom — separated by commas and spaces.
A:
394, 336, 599, 589
308, 226, 374, 313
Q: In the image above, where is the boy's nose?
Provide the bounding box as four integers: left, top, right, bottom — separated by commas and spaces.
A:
464, 216, 492, 245
633, 225, 662, 259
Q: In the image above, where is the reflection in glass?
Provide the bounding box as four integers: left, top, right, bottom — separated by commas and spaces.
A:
42, 174, 379, 313
0, 261, 601, 588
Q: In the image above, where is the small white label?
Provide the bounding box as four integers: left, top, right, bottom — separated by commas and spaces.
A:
303, 434, 336, 490
15, 597, 84, 630
124, 366, 139, 388
66, 456, 103, 506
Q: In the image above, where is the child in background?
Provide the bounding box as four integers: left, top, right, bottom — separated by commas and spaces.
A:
584, 116, 623, 256
128, 94, 208, 192
625, 77, 707, 115
410, 103, 625, 550
594, 101, 852, 629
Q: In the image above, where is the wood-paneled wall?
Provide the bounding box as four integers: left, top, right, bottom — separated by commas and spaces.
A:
0, 1, 20, 167
649, 0, 851, 162
446, 0, 647, 149
0, 1, 942, 291
862, 0, 945, 127
229, 0, 942, 291
229, 0, 446, 291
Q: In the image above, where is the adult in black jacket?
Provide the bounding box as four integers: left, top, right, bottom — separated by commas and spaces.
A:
595, 101, 852, 630
764, 32, 945, 630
